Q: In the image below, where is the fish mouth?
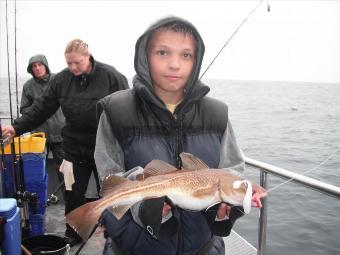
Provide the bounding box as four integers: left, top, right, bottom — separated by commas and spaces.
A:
233, 180, 252, 214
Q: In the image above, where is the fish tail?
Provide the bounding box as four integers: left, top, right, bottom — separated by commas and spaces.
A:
65, 200, 103, 241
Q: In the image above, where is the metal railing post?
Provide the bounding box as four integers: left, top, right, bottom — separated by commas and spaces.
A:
257, 170, 268, 255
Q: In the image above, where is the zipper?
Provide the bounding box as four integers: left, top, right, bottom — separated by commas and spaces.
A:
175, 113, 183, 169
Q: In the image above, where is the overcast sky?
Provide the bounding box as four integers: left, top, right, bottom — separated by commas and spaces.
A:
0, 0, 339, 83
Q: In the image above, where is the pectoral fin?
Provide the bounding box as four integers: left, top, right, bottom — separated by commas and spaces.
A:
101, 175, 132, 197
110, 204, 134, 220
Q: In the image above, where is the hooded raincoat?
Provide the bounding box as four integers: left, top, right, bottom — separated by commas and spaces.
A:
95, 17, 245, 255
21, 54, 65, 143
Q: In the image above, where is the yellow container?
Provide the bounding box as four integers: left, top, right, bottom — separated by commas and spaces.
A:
2, 132, 46, 154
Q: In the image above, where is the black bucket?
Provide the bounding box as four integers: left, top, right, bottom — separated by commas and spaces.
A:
22, 234, 69, 255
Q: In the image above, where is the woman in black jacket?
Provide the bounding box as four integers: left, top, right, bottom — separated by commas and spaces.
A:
2, 39, 129, 245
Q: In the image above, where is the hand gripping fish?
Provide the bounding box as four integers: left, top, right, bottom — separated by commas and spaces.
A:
66, 153, 259, 241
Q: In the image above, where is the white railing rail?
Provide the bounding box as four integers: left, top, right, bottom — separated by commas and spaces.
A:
245, 157, 340, 255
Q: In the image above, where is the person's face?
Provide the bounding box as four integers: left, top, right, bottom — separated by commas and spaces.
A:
31, 62, 47, 79
147, 29, 196, 104
65, 52, 91, 76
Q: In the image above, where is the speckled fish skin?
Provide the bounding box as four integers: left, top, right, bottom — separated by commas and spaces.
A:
65, 167, 249, 241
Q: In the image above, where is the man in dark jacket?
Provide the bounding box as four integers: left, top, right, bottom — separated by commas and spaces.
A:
21, 54, 65, 185
2, 39, 129, 245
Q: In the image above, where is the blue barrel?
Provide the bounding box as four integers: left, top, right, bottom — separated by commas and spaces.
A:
0, 198, 21, 255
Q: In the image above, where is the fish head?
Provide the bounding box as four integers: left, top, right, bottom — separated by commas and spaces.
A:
219, 174, 252, 214
232, 180, 252, 214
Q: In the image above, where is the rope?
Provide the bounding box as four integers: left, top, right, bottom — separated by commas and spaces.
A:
267, 146, 340, 193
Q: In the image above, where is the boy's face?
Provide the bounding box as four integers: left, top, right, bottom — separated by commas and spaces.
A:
147, 29, 196, 104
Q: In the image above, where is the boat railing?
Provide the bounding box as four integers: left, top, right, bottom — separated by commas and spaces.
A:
245, 156, 340, 255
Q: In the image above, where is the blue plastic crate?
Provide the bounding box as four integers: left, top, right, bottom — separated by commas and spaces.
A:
27, 174, 48, 215
1, 153, 46, 197
29, 213, 45, 237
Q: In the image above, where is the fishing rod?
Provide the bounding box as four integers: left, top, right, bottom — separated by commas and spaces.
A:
14, 0, 35, 233
5, 0, 35, 238
0, 122, 6, 172
5, 0, 14, 124
200, 0, 270, 80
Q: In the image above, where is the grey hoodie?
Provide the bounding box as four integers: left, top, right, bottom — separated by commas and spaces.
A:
95, 16, 245, 255
20, 54, 65, 143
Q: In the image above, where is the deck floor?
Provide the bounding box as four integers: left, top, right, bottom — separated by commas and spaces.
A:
45, 159, 104, 254
45, 202, 105, 254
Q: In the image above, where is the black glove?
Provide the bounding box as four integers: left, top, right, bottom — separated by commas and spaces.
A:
203, 204, 244, 236
139, 197, 178, 240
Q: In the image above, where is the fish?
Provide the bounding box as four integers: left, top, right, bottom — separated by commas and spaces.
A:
65, 152, 256, 241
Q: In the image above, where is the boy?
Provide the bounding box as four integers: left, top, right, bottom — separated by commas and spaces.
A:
95, 16, 265, 255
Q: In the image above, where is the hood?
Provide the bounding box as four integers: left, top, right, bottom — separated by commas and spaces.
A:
133, 16, 209, 109
27, 54, 50, 77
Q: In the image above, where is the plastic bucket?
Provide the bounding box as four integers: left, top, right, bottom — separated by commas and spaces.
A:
22, 234, 69, 255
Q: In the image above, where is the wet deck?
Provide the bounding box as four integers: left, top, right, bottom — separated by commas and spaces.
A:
45, 159, 104, 254
45, 202, 105, 254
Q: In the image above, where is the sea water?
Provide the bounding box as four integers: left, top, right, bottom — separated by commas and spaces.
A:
1, 78, 340, 255
208, 79, 340, 255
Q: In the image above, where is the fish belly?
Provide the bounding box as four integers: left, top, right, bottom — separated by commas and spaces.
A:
167, 192, 221, 211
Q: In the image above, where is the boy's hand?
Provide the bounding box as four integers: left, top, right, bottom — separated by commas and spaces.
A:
251, 182, 267, 208
162, 202, 172, 217
216, 203, 231, 220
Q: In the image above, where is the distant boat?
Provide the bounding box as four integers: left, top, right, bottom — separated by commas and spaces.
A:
291, 106, 298, 111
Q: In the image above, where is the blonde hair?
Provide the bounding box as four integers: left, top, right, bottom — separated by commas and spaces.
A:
64, 39, 90, 56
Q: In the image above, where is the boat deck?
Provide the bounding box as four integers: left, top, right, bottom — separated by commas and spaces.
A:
45, 159, 105, 254
45, 202, 105, 254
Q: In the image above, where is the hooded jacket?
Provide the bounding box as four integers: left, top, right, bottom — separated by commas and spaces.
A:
95, 17, 244, 255
14, 55, 129, 163
20, 54, 65, 143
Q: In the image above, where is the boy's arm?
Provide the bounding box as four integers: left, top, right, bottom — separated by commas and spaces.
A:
218, 119, 245, 175
94, 111, 125, 180
206, 119, 245, 236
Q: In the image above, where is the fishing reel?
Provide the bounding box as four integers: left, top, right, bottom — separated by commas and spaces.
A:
27, 191, 39, 214
15, 190, 39, 214
46, 194, 59, 206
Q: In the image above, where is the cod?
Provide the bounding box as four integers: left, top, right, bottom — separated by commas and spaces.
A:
66, 153, 259, 241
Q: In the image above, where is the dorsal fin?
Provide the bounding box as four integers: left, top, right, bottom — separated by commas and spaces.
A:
100, 174, 131, 197
180, 152, 209, 170
143, 159, 179, 178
